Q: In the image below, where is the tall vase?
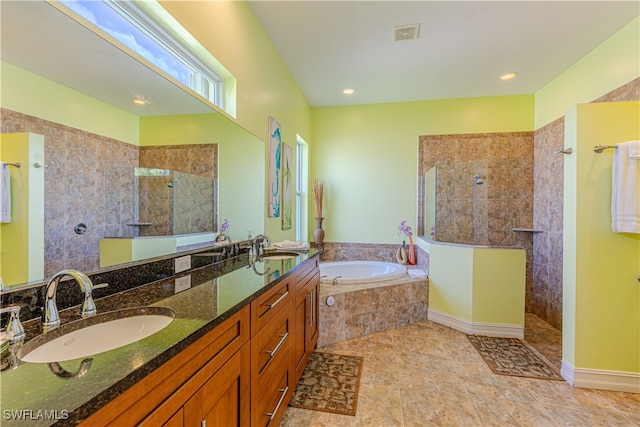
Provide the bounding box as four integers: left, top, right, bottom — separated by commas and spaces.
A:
408, 235, 416, 265
396, 241, 408, 264
314, 217, 325, 249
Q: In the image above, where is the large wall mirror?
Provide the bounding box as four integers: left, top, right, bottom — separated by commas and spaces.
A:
0, 1, 265, 289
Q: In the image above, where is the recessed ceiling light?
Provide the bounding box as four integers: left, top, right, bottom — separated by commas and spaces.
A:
133, 98, 147, 105
343, 89, 355, 95
500, 72, 518, 81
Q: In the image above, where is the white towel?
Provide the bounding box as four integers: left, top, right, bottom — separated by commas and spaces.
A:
407, 269, 427, 278
611, 141, 640, 233
0, 163, 10, 223
628, 140, 640, 159
272, 240, 311, 251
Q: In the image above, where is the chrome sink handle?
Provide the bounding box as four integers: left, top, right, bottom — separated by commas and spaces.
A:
0, 305, 25, 343
43, 269, 96, 333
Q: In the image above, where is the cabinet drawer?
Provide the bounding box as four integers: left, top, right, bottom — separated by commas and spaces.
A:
251, 298, 291, 377
294, 257, 319, 293
251, 278, 291, 335
251, 356, 291, 427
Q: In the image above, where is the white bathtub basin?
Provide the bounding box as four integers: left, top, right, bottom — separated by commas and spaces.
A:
320, 261, 407, 284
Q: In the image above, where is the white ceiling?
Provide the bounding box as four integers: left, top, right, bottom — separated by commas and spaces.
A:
248, 1, 640, 107
2, 1, 638, 114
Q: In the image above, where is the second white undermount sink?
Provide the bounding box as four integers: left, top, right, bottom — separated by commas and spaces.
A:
18, 306, 175, 363
260, 251, 301, 260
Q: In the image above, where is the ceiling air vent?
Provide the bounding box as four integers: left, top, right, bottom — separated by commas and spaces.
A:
393, 23, 420, 42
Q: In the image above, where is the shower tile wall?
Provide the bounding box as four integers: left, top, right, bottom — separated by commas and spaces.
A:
418, 132, 534, 247
139, 145, 218, 236
532, 77, 640, 330
1, 108, 139, 278
417, 132, 535, 309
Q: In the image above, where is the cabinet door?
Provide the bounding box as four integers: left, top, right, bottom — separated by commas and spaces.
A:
292, 287, 309, 380
184, 343, 250, 427
293, 274, 320, 383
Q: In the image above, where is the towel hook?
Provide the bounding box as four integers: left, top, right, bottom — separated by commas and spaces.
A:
555, 148, 573, 155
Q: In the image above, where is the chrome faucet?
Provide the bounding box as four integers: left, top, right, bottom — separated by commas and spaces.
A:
43, 269, 96, 333
0, 305, 25, 343
251, 234, 271, 257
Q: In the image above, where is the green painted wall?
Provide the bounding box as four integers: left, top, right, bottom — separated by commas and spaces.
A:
428, 243, 474, 319
0, 62, 140, 145
428, 242, 526, 329
0, 133, 45, 287
159, 1, 313, 242
310, 95, 534, 243
472, 248, 526, 326
535, 16, 640, 129
139, 114, 265, 242
563, 102, 640, 374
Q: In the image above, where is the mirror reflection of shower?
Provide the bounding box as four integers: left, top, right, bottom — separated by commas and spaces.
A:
104, 167, 215, 238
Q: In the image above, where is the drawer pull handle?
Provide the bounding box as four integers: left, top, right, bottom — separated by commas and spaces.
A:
266, 332, 289, 358
266, 291, 289, 310
266, 386, 289, 421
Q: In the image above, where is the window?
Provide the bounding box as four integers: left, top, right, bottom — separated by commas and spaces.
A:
296, 136, 309, 241
58, 0, 223, 107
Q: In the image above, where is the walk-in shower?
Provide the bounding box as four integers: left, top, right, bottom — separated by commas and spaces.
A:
104, 167, 217, 238
423, 158, 531, 247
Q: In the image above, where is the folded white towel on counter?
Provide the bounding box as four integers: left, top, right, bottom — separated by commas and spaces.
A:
407, 269, 428, 278
612, 141, 640, 233
272, 240, 311, 251
0, 163, 11, 223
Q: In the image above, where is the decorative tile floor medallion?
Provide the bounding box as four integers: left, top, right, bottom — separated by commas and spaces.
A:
289, 352, 364, 416
467, 335, 563, 381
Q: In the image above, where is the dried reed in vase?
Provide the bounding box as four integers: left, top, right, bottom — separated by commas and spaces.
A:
313, 178, 324, 218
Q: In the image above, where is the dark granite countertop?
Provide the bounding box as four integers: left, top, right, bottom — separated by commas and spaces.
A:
0, 249, 320, 426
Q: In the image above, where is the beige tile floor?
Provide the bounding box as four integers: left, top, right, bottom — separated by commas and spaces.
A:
282, 314, 640, 427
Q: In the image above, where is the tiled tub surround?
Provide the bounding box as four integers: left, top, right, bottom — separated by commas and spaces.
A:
0, 108, 218, 278
318, 276, 429, 347
0, 248, 322, 426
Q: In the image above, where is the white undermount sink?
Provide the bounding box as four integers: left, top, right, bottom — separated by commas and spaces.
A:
260, 251, 301, 260
18, 307, 175, 363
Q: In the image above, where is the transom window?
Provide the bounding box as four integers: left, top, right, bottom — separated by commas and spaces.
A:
58, 0, 223, 107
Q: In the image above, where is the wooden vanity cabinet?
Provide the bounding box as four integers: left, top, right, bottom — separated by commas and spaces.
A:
82, 306, 250, 427
292, 257, 320, 382
79, 256, 321, 427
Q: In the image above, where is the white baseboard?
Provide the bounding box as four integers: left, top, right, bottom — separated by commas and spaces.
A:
427, 308, 523, 339
561, 360, 640, 393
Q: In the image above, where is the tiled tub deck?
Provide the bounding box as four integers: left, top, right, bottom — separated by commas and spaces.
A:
318, 276, 428, 347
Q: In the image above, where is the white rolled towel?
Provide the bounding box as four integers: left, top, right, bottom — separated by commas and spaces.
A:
273, 240, 311, 250
0, 163, 11, 223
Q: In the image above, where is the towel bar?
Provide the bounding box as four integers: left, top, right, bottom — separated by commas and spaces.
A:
594, 145, 617, 153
